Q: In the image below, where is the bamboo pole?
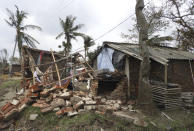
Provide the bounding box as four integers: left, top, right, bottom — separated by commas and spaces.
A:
188, 59, 194, 85
51, 50, 61, 87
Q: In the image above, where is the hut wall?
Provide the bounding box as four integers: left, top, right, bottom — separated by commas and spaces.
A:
128, 57, 140, 96
167, 60, 194, 92
149, 60, 165, 82
23, 48, 66, 80
12, 64, 21, 72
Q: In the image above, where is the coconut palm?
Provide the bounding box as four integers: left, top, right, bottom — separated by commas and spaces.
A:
5, 5, 41, 58
80, 35, 95, 59
56, 15, 83, 56
5, 5, 41, 74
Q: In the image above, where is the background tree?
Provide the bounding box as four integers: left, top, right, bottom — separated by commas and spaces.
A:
164, 0, 194, 51
56, 15, 83, 56
122, 2, 172, 46
5, 5, 41, 74
5, 5, 41, 58
9, 57, 20, 64
80, 35, 95, 59
0, 49, 8, 74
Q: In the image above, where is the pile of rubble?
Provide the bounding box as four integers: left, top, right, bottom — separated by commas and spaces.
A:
0, 82, 134, 124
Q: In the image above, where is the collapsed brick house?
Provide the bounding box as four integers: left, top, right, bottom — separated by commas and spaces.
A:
21, 45, 93, 89
21, 46, 66, 79
91, 41, 194, 100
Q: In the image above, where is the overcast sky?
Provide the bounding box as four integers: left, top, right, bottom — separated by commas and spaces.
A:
0, 0, 162, 57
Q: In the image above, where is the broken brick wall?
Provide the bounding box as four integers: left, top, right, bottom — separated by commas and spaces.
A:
91, 76, 127, 102
110, 77, 127, 102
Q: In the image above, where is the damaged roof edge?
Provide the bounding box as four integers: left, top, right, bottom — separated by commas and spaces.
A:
22, 45, 64, 57
105, 43, 169, 65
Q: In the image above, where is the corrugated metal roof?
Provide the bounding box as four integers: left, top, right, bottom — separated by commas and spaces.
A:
104, 42, 194, 65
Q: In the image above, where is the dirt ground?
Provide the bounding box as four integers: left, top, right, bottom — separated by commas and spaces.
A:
0, 76, 21, 107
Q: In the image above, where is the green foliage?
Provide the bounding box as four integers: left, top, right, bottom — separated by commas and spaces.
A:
165, 0, 194, 51
56, 15, 83, 56
79, 34, 95, 59
121, 2, 171, 46
87, 46, 101, 63
0, 79, 20, 89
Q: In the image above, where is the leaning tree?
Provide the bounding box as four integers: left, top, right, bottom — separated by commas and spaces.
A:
5, 5, 41, 73
5, 5, 41, 58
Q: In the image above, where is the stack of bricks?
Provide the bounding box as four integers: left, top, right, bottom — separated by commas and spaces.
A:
90, 79, 98, 96
110, 77, 128, 103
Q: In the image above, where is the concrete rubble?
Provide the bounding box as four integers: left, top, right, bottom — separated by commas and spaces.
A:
29, 114, 38, 121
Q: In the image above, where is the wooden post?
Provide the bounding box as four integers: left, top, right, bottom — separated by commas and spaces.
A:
21, 47, 25, 90
125, 56, 130, 98
51, 50, 61, 87
26, 49, 36, 84
164, 64, 168, 84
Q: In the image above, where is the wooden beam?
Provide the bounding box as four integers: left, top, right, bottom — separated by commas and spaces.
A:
26, 49, 36, 84
125, 56, 130, 98
51, 50, 61, 87
164, 64, 168, 84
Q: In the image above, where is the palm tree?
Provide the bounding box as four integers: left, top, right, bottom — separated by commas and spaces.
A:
80, 35, 95, 59
5, 5, 41, 74
56, 15, 83, 56
5, 5, 41, 58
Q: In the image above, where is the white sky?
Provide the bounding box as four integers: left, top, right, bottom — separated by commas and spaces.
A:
0, 0, 163, 57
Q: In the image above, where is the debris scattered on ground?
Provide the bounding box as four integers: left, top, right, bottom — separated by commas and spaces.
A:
29, 114, 38, 121
161, 112, 174, 121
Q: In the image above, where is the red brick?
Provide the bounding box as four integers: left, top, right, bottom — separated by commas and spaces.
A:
73, 101, 84, 110
1, 102, 12, 112
32, 103, 49, 109
29, 84, 41, 93
2, 104, 15, 115
36, 99, 46, 104
0, 113, 4, 120
56, 107, 73, 116
40, 89, 50, 97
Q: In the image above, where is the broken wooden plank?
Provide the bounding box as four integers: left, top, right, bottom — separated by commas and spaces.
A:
51, 50, 61, 87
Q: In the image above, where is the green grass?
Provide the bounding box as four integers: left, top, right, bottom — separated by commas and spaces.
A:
0, 79, 20, 89
15, 107, 194, 131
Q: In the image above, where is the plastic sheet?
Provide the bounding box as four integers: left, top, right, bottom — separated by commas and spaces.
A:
97, 47, 115, 72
